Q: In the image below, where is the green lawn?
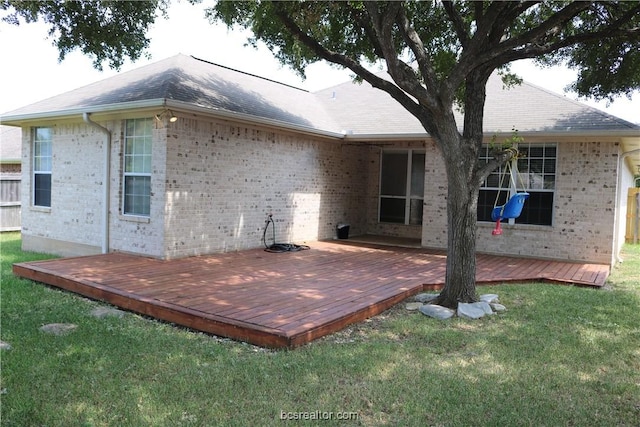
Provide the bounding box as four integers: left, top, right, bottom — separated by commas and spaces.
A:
1, 231, 639, 426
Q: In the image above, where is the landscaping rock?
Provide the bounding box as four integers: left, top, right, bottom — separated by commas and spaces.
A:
40, 323, 78, 336
0, 341, 12, 351
90, 307, 126, 319
457, 302, 493, 319
414, 293, 506, 321
414, 292, 440, 303
405, 302, 424, 311
477, 301, 495, 315
419, 304, 455, 320
480, 294, 500, 304
490, 303, 506, 312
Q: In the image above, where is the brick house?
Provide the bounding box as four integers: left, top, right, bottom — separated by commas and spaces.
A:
1, 54, 638, 265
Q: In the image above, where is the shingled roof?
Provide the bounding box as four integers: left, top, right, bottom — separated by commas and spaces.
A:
1, 53, 638, 138
1, 54, 339, 134
314, 70, 638, 136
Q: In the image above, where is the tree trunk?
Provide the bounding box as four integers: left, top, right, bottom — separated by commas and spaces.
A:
436, 176, 480, 308
431, 71, 490, 309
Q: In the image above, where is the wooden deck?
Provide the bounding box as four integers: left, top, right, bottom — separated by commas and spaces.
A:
13, 240, 610, 348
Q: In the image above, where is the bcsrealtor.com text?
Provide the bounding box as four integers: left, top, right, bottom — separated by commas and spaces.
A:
279, 411, 359, 421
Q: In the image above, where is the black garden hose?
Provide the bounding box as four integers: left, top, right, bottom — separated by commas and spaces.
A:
262, 215, 310, 253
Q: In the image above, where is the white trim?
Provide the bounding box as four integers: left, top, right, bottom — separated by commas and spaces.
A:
3, 98, 637, 141
122, 118, 153, 217
32, 126, 52, 208
1, 99, 167, 124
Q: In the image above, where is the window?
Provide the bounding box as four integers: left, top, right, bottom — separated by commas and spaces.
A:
379, 150, 425, 225
33, 127, 52, 207
123, 118, 152, 216
478, 143, 557, 226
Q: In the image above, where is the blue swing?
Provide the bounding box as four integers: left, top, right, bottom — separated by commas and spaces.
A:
491, 192, 529, 222
491, 159, 528, 235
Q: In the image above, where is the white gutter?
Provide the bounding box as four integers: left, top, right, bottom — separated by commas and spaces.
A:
613, 147, 640, 263
82, 113, 111, 254
4, 97, 638, 141
1, 98, 348, 141
343, 133, 430, 141
1, 99, 167, 125
487, 129, 640, 139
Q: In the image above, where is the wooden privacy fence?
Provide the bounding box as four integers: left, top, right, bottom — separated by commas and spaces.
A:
626, 187, 640, 244
0, 174, 21, 231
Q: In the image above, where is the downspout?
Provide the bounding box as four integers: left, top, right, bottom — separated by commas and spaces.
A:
83, 113, 111, 254
613, 147, 640, 263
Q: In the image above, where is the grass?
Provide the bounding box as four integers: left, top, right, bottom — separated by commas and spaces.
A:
1, 231, 639, 426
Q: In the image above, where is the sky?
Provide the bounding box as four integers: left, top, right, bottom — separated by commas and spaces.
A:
0, 0, 638, 124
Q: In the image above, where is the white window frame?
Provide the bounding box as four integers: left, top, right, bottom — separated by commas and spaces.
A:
479, 142, 557, 225
33, 127, 52, 208
122, 118, 152, 217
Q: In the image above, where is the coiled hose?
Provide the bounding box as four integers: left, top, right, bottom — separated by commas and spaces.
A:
262, 214, 310, 253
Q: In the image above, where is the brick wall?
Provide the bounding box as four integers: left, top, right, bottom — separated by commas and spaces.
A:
21, 121, 167, 257
19, 116, 622, 264
21, 124, 105, 255
161, 116, 368, 258
418, 138, 620, 265
107, 120, 166, 257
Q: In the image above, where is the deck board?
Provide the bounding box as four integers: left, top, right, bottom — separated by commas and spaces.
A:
13, 240, 609, 348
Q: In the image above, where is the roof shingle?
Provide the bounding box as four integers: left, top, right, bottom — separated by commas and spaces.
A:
2, 54, 638, 137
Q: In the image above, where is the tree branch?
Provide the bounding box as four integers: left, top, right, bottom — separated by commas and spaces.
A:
492, 22, 640, 68
394, 5, 439, 103
475, 146, 520, 186
458, 2, 640, 77
271, 3, 427, 123
363, 2, 438, 111
495, 2, 592, 58
442, 1, 469, 47
446, 2, 530, 103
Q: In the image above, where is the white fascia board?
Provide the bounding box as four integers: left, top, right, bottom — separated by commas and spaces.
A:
165, 100, 346, 140
0, 98, 346, 141
0, 99, 168, 125
342, 133, 430, 142
489, 128, 640, 139
331, 128, 640, 143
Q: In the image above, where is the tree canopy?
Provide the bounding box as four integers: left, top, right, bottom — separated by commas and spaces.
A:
1, 0, 167, 70
210, 1, 640, 101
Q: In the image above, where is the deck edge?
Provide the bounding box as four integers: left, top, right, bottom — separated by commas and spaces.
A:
13, 263, 293, 348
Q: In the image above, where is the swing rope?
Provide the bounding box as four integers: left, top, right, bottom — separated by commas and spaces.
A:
492, 161, 512, 212
491, 152, 529, 235
491, 163, 511, 236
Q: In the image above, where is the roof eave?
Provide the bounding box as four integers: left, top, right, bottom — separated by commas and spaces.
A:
341, 128, 640, 142
0, 99, 169, 126
489, 128, 640, 139
343, 133, 429, 142
0, 99, 346, 140
2, 98, 637, 141
165, 100, 346, 140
